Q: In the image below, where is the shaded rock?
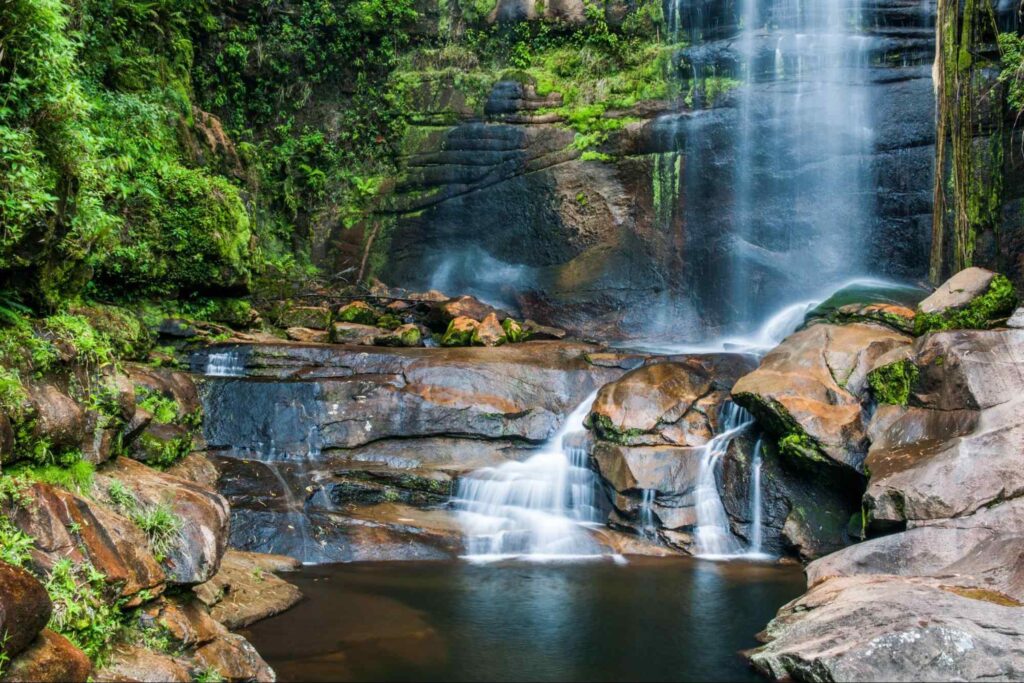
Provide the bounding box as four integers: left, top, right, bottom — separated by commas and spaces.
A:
6, 483, 165, 601
127, 422, 192, 466
192, 550, 302, 630
126, 366, 201, 419
122, 408, 153, 445
2, 629, 91, 683
190, 634, 275, 683
808, 496, 1024, 602
93, 645, 191, 683
374, 324, 422, 347
285, 327, 329, 344
732, 323, 912, 472
0, 562, 52, 659
274, 305, 331, 330
472, 312, 506, 347
164, 452, 221, 489
523, 319, 566, 340
440, 316, 479, 347
97, 458, 229, 585
0, 413, 12, 464
145, 595, 226, 648
834, 302, 916, 333
27, 383, 85, 450
589, 362, 713, 446
918, 266, 1000, 315
749, 576, 1024, 682
913, 328, 1024, 411
1008, 307, 1024, 328
335, 301, 378, 326
329, 322, 379, 345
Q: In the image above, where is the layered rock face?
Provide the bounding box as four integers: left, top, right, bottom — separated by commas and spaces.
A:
748, 269, 1024, 681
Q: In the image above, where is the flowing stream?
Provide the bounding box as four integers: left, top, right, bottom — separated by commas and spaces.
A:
693, 403, 755, 558
748, 437, 765, 556
451, 392, 606, 560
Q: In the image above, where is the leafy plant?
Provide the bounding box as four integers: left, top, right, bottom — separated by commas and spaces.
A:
44, 558, 123, 663
0, 516, 34, 568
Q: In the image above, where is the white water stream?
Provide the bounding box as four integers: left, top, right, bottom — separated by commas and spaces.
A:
452, 392, 608, 560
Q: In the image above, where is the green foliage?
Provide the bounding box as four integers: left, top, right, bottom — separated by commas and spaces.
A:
0, 516, 35, 568
999, 32, 1024, 114
868, 360, 920, 406
337, 302, 379, 325
588, 412, 645, 445
778, 432, 829, 466
44, 558, 122, 663
131, 503, 181, 562
7, 458, 96, 494
43, 314, 116, 367
135, 431, 191, 468
194, 667, 226, 683
914, 274, 1018, 333
501, 317, 527, 343
137, 388, 179, 425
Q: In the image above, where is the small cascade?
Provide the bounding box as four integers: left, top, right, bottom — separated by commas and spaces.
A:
451, 392, 606, 560
639, 489, 657, 540
747, 437, 765, 556
693, 403, 754, 558
204, 350, 245, 378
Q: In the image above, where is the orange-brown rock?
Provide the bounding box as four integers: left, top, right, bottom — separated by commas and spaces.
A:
6, 483, 165, 601
191, 634, 274, 683
92, 645, 191, 683
472, 312, 507, 347
164, 452, 221, 489
285, 327, 329, 344
27, 383, 85, 450
2, 630, 91, 683
193, 550, 302, 630
0, 562, 51, 658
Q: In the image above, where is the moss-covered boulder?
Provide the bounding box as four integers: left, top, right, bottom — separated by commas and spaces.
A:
868, 359, 920, 406
441, 317, 479, 347
914, 268, 1018, 334
274, 304, 332, 330
335, 301, 379, 326
374, 324, 423, 348
329, 322, 379, 345
472, 312, 507, 347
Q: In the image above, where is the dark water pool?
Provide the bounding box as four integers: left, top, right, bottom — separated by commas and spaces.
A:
242, 557, 805, 683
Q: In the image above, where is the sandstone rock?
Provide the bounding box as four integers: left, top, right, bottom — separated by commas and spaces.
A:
122, 407, 153, 444
441, 316, 479, 347
97, 458, 229, 585
6, 483, 165, 601
523, 319, 566, 340
93, 645, 191, 683
127, 422, 192, 466
164, 452, 221, 489
0, 562, 52, 659
589, 362, 713, 446
2, 629, 91, 683
191, 634, 275, 683
374, 323, 422, 347
913, 328, 1024, 411
732, 323, 912, 472
407, 289, 448, 303
329, 322, 379, 345
472, 312, 506, 347
27, 383, 85, 449
437, 295, 505, 324
918, 266, 1000, 315
192, 550, 302, 630
275, 305, 331, 330
336, 301, 378, 326
144, 595, 226, 648
1008, 307, 1024, 328
285, 327, 329, 344
749, 576, 1024, 682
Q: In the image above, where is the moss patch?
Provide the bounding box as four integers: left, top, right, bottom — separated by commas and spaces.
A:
868, 359, 920, 406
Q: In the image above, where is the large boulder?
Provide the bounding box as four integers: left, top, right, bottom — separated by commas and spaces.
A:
193, 550, 302, 630
749, 576, 1024, 682
732, 323, 912, 473
93, 645, 191, 683
27, 383, 86, 450
588, 362, 714, 446
96, 458, 230, 585
0, 562, 52, 659
2, 629, 92, 683
915, 267, 1017, 333
6, 483, 166, 601
329, 322, 379, 345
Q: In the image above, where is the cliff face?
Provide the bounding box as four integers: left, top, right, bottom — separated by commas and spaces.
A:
359, 0, 941, 340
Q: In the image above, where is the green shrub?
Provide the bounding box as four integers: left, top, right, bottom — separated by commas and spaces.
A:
0, 517, 35, 568
44, 558, 123, 663
137, 389, 179, 425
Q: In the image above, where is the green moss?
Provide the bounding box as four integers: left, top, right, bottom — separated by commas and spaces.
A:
502, 318, 527, 343
588, 412, 645, 445
135, 432, 191, 469
778, 432, 830, 466
914, 273, 1018, 334
337, 302, 379, 326
441, 320, 476, 347
6, 459, 96, 495
44, 558, 123, 664
868, 359, 920, 406
137, 389, 179, 425
376, 313, 403, 330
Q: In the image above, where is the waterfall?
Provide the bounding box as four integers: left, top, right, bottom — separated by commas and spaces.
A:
747, 437, 765, 556
452, 392, 606, 560
693, 403, 753, 558
204, 350, 245, 377
639, 489, 657, 540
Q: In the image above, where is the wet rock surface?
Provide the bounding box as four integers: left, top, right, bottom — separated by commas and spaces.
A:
2, 629, 92, 683
0, 562, 52, 659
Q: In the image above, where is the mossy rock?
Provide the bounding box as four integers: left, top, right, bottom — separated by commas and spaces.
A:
336, 302, 379, 326
914, 272, 1018, 335
374, 324, 422, 348
441, 317, 478, 347
501, 318, 528, 343
868, 359, 920, 406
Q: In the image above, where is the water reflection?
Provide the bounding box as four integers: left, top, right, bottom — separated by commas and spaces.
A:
244, 558, 805, 682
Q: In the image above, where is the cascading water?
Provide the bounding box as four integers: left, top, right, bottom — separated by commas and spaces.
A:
656, 0, 880, 344
639, 489, 657, 540
746, 437, 765, 557
203, 349, 246, 378
451, 392, 606, 560
693, 403, 754, 558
